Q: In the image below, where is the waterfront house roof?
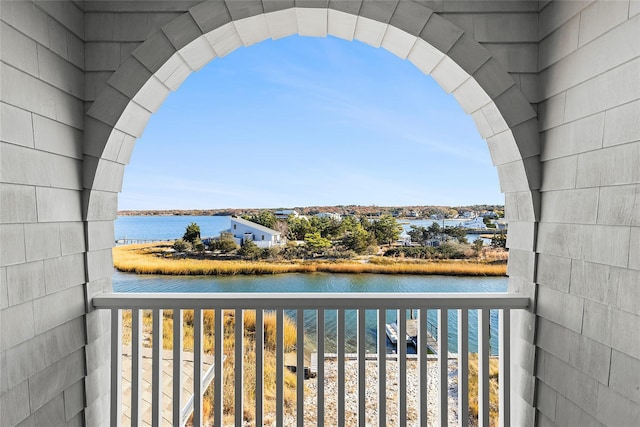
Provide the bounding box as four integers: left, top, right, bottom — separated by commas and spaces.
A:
231, 216, 281, 236
275, 209, 299, 218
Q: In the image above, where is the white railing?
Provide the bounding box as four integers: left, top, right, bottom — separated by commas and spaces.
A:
93, 292, 528, 426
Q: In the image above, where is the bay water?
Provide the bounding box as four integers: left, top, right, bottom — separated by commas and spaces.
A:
113, 216, 507, 354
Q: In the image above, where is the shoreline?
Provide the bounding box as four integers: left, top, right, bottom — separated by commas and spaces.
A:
113, 243, 507, 277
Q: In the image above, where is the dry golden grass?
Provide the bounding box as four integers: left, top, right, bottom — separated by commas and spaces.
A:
122, 309, 299, 425
113, 243, 507, 277
121, 310, 502, 425
468, 353, 500, 426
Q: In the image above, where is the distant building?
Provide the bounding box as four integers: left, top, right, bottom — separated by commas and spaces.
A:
275, 209, 299, 219
229, 217, 285, 248
481, 211, 498, 219
315, 212, 342, 221
424, 239, 441, 247
461, 217, 486, 229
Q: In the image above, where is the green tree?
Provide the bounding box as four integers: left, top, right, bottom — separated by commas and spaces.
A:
210, 231, 238, 253
437, 242, 465, 259
407, 225, 426, 244
409, 222, 447, 245
482, 216, 496, 228
243, 211, 276, 229
193, 238, 205, 253
183, 222, 201, 243
491, 232, 507, 249
342, 223, 375, 254
371, 215, 402, 245
173, 239, 191, 252
304, 232, 332, 253
310, 216, 343, 239
287, 216, 315, 240
238, 240, 261, 260
427, 222, 442, 237
444, 226, 468, 244
473, 238, 484, 254
340, 216, 360, 233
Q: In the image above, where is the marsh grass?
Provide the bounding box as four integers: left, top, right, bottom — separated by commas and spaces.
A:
113, 243, 507, 276
121, 309, 299, 424
468, 353, 500, 426
121, 310, 501, 425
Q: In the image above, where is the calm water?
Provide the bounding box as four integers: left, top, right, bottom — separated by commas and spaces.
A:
114, 216, 504, 354
115, 215, 231, 241
113, 271, 508, 354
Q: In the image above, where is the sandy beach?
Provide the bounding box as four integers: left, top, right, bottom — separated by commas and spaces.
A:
261, 358, 462, 427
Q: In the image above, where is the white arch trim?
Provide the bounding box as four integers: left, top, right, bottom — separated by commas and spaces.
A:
84, 5, 540, 253
82, 7, 541, 423
87, 8, 539, 209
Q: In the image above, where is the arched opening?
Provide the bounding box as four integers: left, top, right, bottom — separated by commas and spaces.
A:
83, 4, 540, 424
84, 4, 540, 272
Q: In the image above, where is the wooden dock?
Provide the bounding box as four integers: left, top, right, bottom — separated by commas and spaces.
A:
115, 239, 173, 245
407, 319, 438, 353
387, 319, 438, 354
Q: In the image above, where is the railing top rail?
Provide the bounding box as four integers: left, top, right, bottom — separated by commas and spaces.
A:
93, 292, 529, 310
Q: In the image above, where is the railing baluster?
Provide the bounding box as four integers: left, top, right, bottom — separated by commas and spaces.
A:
398, 309, 407, 427
152, 309, 163, 426
235, 308, 243, 427
193, 308, 202, 427
256, 309, 264, 426
378, 309, 386, 426
276, 309, 284, 426
438, 309, 448, 427
337, 308, 346, 425
478, 309, 490, 427
418, 308, 428, 427
110, 309, 122, 427
499, 309, 510, 427
93, 292, 529, 426
458, 309, 469, 427
358, 308, 366, 427
131, 309, 142, 427
173, 309, 182, 427
297, 308, 304, 426
317, 309, 325, 427
214, 309, 223, 427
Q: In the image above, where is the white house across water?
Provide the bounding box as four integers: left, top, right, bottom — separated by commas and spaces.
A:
461, 217, 487, 229
274, 209, 299, 219
229, 216, 285, 248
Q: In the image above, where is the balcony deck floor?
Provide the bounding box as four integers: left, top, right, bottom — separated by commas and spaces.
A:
120, 347, 214, 426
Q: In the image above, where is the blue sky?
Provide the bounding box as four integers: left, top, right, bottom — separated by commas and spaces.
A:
119, 35, 502, 210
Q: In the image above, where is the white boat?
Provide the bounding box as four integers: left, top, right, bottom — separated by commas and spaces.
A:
385, 323, 399, 344
385, 322, 413, 345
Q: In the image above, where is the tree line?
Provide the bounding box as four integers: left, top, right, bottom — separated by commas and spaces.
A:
172, 213, 506, 261
172, 213, 404, 258
243, 212, 403, 255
